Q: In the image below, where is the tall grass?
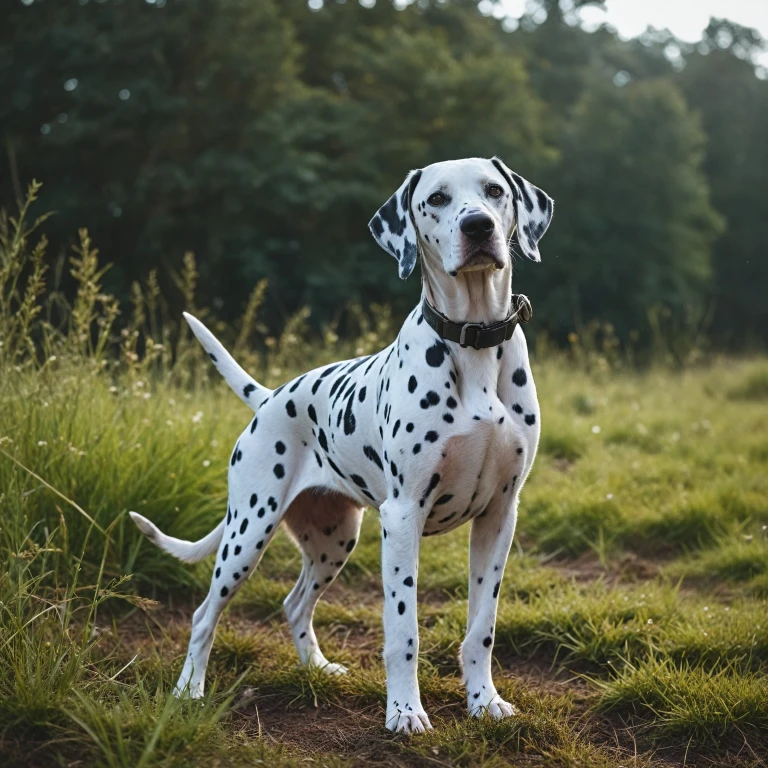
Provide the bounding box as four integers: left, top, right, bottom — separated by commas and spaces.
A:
2, 185, 767, 765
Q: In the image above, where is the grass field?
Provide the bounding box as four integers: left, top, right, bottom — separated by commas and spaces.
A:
1, 198, 768, 766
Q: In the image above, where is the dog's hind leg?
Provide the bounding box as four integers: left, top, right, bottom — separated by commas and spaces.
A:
282, 490, 364, 674
175, 485, 285, 697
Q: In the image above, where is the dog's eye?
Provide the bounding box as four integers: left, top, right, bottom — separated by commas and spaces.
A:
427, 192, 447, 207
487, 184, 504, 199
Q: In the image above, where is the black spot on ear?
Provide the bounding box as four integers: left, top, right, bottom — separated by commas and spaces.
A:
536, 188, 549, 212
243, 383, 256, 398
371, 215, 384, 237
400, 239, 417, 277
379, 194, 406, 236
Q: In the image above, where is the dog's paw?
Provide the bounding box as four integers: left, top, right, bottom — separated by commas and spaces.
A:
173, 683, 204, 700
386, 708, 433, 733
469, 693, 517, 720
318, 661, 348, 676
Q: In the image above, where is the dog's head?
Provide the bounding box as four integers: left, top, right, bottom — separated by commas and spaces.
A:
369, 157, 553, 279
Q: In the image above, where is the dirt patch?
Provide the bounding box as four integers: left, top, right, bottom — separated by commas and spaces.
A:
548, 550, 661, 585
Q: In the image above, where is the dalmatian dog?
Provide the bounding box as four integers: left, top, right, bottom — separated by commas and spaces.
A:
130, 157, 553, 733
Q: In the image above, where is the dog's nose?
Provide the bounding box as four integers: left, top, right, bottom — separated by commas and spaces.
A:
460, 212, 494, 242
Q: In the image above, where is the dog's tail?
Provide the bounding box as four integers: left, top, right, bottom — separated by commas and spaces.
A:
129, 511, 225, 563
183, 311, 271, 412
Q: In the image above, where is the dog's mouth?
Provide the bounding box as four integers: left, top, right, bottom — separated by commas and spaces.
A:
458, 249, 505, 273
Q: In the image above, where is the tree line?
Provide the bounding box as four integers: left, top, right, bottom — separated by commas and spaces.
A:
2, 0, 766, 351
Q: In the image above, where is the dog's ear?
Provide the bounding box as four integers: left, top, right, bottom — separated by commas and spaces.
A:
491, 158, 553, 262
368, 169, 422, 279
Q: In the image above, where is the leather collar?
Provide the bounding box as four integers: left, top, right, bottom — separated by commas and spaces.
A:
421, 293, 533, 349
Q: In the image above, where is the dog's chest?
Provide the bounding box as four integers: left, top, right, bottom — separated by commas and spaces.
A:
383, 322, 539, 536
420, 394, 527, 536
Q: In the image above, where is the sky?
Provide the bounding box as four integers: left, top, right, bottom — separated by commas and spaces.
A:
497, 0, 768, 68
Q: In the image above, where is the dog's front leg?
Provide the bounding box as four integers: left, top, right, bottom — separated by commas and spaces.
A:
461, 493, 519, 719
380, 499, 432, 733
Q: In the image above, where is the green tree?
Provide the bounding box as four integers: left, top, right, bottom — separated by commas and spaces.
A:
677, 20, 768, 346
523, 77, 722, 343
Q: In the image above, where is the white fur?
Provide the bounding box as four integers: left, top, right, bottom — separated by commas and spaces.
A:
131, 157, 553, 733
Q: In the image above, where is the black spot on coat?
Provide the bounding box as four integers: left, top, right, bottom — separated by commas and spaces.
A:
425, 341, 448, 367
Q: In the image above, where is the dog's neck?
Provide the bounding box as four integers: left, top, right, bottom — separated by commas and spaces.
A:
421, 259, 512, 327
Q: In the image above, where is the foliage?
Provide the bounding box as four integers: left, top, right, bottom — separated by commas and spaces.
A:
3, 1, 765, 349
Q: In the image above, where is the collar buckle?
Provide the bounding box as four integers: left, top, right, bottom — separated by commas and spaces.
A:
459, 322, 484, 349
